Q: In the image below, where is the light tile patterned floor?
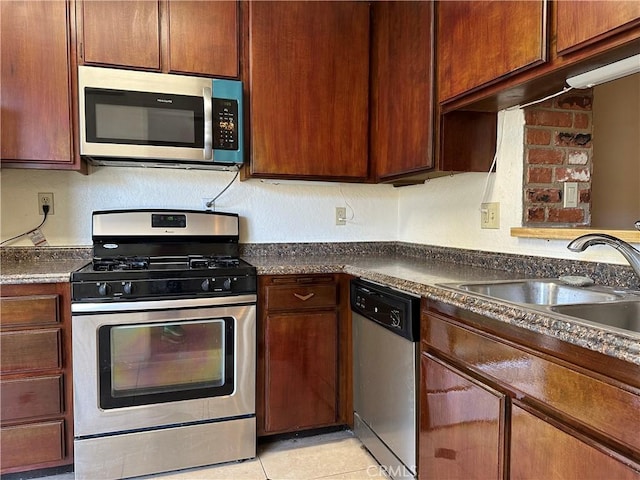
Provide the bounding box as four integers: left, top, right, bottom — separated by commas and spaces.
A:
42, 430, 387, 480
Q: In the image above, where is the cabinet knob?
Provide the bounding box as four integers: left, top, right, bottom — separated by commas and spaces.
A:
294, 293, 315, 301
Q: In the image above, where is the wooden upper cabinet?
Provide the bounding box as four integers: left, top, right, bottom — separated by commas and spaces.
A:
437, 0, 547, 103
167, 1, 238, 77
78, 0, 239, 77
247, 1, 370, 180
370, 1, 435, 182
556, 1, 640, 55
79, 1, 161, 69
0, 0, 76, 166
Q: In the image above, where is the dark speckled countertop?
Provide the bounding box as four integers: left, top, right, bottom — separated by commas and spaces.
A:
2, 244, 639, 365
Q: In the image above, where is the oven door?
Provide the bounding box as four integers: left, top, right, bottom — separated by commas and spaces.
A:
72, 296, 255, 438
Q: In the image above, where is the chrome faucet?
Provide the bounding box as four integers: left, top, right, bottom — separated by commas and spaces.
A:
567, 229, 640, 282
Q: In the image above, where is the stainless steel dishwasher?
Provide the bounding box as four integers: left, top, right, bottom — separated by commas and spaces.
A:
351, 278, 421, 480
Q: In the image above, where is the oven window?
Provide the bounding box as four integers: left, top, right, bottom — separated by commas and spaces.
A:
98, 318, 234, 409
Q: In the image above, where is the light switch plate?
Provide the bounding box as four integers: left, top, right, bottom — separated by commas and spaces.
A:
481, 202, 499, 229
563, 182, 578, 208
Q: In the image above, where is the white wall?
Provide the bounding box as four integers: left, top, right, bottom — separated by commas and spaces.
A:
0, 167, 398, 246
397, 109, 635, 266
0, 108, 635, 266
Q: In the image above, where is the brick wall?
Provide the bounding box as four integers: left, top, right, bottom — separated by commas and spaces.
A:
523, 90, 594, 226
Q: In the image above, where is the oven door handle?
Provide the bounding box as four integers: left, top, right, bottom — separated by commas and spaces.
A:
72, 294, 257, 313
203, 86, 213, 160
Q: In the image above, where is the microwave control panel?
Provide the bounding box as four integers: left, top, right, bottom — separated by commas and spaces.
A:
213, 98, 238, 151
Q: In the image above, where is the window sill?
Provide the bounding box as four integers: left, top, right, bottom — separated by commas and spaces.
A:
511, 227, 640, 244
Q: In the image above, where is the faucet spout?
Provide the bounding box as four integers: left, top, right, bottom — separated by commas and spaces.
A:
567, 233, 640, 282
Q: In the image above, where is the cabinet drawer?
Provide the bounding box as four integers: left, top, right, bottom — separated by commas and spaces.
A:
0, 420, 65, 469
0, 329, 61, 373
265, 283, 338, 311
424, 313, 640, 453
0, 295, 59, 328
1, 376, 63, 422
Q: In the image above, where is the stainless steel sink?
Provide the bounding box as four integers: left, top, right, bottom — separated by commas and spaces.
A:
449, 279, 622, 306
551, 301, 640, 334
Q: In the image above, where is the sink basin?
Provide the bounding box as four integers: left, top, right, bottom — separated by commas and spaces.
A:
552, 301, 640, 334
451, 279, 622, 306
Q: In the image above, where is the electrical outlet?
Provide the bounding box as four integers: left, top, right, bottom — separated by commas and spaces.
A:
37, 192, 54, 215
335, 207, 347, 226
481, 202, 499, 229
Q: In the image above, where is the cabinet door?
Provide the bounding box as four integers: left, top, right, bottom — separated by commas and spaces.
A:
437, 0, 547, 102
370, 1, 435, 181
264, 311, 338, 433
511, 405, 639, 479
0, 1, 74, 165
419, 353, 505, 480
79, 0, 161, 69
167, 1, 238, 77
248, 1, 370, 180
556, 1, 640, 55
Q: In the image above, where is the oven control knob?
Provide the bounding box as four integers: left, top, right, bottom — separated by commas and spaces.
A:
122, 282, 133, 295
97, 282, 111, 296
223, 278, 232, 291
201, 279, 211, 292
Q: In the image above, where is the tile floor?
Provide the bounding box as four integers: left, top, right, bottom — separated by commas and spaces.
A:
43, 430, 387, 480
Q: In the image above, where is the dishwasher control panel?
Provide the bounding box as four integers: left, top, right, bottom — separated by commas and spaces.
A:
350, 278, 420, 342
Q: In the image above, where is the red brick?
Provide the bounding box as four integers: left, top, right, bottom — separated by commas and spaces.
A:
527, 148, 565, 164
548, 208, 584, 223
526, 208, 546, 222
556, 167, 590, 182
574, 113, 590, 129
525, 110, 572, 127
579, 189, 591, 203
555, 132, 592, 147
568, 150, 589, 165
527, 188, 561, 203
556, 94, 593, 111
526, 128, 552, 146
527, 167, 553, 183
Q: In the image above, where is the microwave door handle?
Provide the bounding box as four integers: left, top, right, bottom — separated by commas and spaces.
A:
203, 86, 213, 160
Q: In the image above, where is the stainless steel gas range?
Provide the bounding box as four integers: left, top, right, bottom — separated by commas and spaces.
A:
70, 209, 257, 480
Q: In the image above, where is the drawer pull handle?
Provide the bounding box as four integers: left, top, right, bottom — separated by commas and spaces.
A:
294, 293, 315, 301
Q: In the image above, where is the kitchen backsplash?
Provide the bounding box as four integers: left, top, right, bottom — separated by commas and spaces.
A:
3, 242, 637, 290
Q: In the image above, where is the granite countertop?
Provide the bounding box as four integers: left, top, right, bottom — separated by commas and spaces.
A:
2, 246, 639, 365
247, 254, 640, 365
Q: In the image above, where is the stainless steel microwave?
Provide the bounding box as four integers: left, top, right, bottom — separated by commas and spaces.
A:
78, 66, 243, 169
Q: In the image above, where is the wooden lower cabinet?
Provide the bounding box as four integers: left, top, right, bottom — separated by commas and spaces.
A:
510, 405, 639, 480
420, 302, 640, 479
264, 311, 338, 433
0, 283, 73, 475
257, 274, 350, 436
419, 353, 505, 480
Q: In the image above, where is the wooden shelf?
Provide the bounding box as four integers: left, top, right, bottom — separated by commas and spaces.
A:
511, 227, 640, 243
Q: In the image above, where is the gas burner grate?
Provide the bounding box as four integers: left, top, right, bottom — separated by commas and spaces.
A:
93, 256, 150, 272
188, 255, 240, 270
